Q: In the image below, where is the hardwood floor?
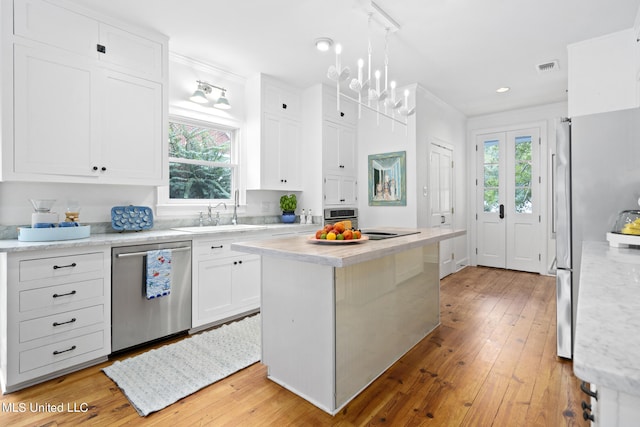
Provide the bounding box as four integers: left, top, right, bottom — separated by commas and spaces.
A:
0, 267, 583, 426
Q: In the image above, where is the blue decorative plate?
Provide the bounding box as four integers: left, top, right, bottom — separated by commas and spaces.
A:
111, 206, 153, 231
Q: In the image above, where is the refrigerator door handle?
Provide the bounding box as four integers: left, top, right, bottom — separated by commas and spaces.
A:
499, 204, 505, 219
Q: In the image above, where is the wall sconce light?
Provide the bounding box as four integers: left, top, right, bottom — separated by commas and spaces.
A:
189, 80, 231, 110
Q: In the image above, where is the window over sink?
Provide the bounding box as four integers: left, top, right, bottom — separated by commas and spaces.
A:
158, 116, 238, 210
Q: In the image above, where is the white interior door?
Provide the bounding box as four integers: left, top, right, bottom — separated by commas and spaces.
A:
429, 142, 455, 278
476, 128, 540, 272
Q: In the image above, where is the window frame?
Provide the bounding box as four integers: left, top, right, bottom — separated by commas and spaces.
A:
157, 115, 239, 211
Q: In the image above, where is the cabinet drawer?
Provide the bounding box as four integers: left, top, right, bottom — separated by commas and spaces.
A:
19, 252, 104, 282
193, 238, 235, 258
19, 278, 104, 313
19, 330, 105, 373
19, 305, 104, 343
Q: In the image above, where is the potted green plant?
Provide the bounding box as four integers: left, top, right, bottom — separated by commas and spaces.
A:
279, 194, 297, 223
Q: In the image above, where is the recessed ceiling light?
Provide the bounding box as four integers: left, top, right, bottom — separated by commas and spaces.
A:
315, 37, 333, 52
496, 87, 510, 93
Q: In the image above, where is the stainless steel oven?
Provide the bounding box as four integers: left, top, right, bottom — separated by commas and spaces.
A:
324, 208, 358, 229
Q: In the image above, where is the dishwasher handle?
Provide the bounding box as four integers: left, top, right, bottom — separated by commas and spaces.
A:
115, 246, 191, 258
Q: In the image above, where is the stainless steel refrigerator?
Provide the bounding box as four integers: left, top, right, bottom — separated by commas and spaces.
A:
555, 108, 640, 359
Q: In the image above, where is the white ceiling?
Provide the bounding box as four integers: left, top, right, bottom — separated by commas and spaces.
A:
72, 0, 640, 117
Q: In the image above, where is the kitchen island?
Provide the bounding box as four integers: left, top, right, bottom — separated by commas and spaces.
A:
231, 227, 465, 415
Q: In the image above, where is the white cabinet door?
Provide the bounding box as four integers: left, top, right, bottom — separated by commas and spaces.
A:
13, 44, 99, 178
323, 122, 356, 175
568, 28, 639, 117
14, 0, 99, 58
233, 256, 261, 309
262, 113, 302, 190
99, 70, 164, 183
194, 258, 233, 327
264, 81, 301, 118
98, 23, 164, 79
324, 175, 357, 206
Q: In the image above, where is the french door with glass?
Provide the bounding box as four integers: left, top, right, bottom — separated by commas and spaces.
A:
476, 128, 540, 272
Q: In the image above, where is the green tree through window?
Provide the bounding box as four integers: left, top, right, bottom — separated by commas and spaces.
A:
168, 121, 235, 200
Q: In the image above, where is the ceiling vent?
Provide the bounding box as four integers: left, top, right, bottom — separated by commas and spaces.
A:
536, 60, 559, 74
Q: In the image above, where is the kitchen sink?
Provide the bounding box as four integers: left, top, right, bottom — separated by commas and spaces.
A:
362, 230, 421, 240
171, 224, 267, 233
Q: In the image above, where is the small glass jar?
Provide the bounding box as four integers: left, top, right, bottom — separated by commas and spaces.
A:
612, 210, 640, 235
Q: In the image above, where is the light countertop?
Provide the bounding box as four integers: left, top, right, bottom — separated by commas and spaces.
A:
231, 227, 466, 267
0, 223, 317, 253
574, 241, 640, 395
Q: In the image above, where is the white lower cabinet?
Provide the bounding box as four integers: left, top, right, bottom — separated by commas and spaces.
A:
192, 237, 261, 329
0, 247, 111, 393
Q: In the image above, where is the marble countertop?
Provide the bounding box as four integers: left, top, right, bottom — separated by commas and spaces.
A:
0, 223, 317, 253
574, 241, 640, 395
231, 227, 466, 267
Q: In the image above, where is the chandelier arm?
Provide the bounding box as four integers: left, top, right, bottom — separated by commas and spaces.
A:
338, 92, 407, 126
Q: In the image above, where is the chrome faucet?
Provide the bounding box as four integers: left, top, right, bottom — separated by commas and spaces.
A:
207, 202, 226, 225
232, 189, 239, 225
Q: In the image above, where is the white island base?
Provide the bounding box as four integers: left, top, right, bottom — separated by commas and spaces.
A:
261, 244, 440, 414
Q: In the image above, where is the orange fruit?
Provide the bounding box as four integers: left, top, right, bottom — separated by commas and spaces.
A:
315, 230, 324, 239
333, 222, 346, 234
324, 224, 334, 233
353, 230, 361, 239
343, 230, 353, 240
327, 232, 337, 240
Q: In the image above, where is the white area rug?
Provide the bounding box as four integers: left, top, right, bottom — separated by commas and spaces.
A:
103, 314, 261, 416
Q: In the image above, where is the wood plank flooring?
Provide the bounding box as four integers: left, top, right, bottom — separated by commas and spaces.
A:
0, 266, 583, 426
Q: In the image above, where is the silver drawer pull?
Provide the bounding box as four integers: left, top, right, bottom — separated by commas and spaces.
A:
53, 345, 76, 355
53, 290, 77, 298
53, 262, 77, 270
53, 318, 76, 327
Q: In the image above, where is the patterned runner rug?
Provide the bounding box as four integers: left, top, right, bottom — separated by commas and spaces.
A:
103, 314, 260, 416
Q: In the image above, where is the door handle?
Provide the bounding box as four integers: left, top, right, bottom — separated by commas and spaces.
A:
499, 204, 505, 219
441, 215, 446, 224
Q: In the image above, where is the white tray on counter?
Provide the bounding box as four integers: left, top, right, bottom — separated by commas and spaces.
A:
606, 232, 640, 248
18, 225, 91, 242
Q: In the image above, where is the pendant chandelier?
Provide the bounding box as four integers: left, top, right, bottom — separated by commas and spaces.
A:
327, 1, 414, 128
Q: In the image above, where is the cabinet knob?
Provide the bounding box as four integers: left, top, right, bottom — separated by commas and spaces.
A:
581, 401, 592, 411
234, 261, 238, 265
239, 260, 242, 264
96, 44, 106, 54
101, 166, 107, 172
93, 166, 99, 171
340, 112, 345, 117
582, 411, 595, 422
282, 103, 287, 109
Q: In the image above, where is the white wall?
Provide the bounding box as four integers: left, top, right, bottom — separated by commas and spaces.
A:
356, 87, 416, 228
466, 101, 568, 273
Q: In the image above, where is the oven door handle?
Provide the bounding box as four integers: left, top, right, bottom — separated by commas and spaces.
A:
115, 246, 191, 258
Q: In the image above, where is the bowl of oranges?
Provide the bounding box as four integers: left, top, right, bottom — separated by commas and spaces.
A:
308, 221, 368, 243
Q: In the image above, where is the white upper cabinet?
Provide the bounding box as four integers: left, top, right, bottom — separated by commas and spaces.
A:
14, 0, 164, 79
568, 28, 640, 117
323, 121, 356, 175
4, 0, 168, 185
322, 90, 357, 127
245, 74, 303, 191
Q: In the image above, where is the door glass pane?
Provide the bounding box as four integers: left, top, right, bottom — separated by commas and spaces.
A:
514, 136, 532, 213
483, 140, 499, 212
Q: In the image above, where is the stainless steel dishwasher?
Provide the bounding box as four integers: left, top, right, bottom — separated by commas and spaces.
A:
111, 241, 192, 352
